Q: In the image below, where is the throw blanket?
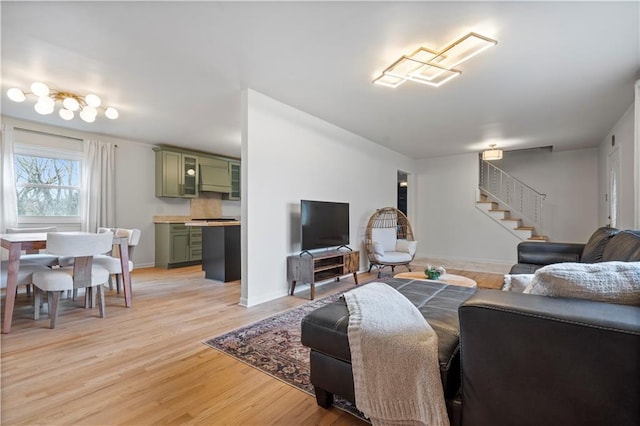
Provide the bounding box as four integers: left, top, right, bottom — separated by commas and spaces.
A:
343, 282, 449, 426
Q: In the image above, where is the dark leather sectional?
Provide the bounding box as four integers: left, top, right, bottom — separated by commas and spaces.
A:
301, 227, 640, 426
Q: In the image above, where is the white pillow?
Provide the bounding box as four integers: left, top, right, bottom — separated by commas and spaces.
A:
396, 239, 417, 256
371, 227, 397, 252
372, 241, 385, 256
524, 261, 640, 306
502, 274, 534, 293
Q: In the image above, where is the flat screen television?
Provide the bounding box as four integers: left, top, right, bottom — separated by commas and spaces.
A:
301, 200, 350, 251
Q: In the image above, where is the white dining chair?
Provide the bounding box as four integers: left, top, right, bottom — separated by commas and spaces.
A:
31, 232, 113, 329
0, 263, 50, 296
94, 228, 141, 295
3, 227, 58, 297
5, 227, 59, 267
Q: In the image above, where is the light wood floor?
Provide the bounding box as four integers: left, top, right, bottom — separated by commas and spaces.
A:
0, 266, 503, 425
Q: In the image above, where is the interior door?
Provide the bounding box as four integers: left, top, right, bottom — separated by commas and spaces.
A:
608, 148, 620, 228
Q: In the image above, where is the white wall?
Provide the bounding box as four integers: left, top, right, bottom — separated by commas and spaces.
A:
241, 90, 414, 307
597, 103, 636, 230
414, 154, 519, 270
1, 116, 237, 268
493, 147, 599, 242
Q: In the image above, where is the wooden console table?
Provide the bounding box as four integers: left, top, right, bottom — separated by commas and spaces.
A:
287, 250, 359, 300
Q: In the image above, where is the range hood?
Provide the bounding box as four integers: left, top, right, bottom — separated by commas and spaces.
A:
199, 164, 231, 193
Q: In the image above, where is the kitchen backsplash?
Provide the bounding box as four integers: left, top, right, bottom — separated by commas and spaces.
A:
190, 192, 223, 218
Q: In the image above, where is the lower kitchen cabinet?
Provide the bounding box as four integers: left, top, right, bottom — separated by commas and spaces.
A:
155, 224, 202, 268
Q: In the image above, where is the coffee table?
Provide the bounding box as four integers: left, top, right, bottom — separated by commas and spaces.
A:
394, 271, 477, 288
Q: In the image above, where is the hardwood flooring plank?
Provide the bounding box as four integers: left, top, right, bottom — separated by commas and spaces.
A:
1, 265, 504, 425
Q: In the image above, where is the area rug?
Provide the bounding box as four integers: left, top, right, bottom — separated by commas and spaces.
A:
204, 289, 369, 422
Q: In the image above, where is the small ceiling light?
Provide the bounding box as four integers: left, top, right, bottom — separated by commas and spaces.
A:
482, 144, 503, 161
59, 108, 74, 120
5, 82, 119, 123
373, 32, 497, 88
37, 96, 55, 109
7, 88, 26, 102
105, 107, 119, 119
34, 101, 54, 115
85, 93, 101, 107
62, 96, 80, 111
30, 82, 50, 97
80, 108, 96, 123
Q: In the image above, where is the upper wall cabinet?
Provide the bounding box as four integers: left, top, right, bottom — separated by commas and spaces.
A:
155, 148, 199, 198
199, 156, 231, 193
223, 160, 241, 200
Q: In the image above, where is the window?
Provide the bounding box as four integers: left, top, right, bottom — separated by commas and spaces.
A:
15, 153, 81, 217
13, 130, 84, 224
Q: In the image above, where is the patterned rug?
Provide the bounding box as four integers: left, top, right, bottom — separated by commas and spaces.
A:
204, 289, 368, 422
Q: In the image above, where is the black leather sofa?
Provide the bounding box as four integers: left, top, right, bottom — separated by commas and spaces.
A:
301, 228, 640, 426
509, 227, 639, 274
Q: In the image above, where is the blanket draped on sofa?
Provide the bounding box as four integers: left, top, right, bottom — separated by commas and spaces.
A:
343, 282, 449, 426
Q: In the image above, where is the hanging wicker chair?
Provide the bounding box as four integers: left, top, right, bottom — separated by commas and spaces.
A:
364, 207, 416, 277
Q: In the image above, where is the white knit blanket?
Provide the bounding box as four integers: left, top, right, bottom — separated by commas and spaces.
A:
343, 282, 449, 426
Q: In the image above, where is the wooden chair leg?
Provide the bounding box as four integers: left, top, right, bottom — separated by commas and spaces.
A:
91, 286, 97, 308
97, 286, 106, 318
34, 288, 41, 320
115, 274, 121, 295
49, 291, 62, 329
46, 291, 53, 315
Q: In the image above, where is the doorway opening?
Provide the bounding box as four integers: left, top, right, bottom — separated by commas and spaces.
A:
397, 171, 408, 216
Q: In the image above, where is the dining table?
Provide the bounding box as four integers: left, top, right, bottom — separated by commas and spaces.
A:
1, 231, 132, 333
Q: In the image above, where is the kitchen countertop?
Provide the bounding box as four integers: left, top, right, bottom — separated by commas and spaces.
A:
153, 215, 193, 224
153, 215, 240, 225
185, 221, 240, 227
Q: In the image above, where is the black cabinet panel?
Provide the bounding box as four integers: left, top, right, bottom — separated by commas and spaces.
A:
202, 225, 241, 282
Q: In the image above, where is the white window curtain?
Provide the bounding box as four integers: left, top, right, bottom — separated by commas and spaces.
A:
81, 140, 116, 232
0, 125, 18, 233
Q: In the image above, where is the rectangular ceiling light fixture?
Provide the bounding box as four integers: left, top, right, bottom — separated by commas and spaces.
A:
373, 32, 497, 88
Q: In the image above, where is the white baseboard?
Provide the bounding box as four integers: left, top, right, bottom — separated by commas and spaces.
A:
412, 255, 512, 275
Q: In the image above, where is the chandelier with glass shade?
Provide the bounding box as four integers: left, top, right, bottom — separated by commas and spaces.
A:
6, 82, 119, 123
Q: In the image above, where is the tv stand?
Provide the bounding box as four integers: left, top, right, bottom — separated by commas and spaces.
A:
287, 250, 359, 300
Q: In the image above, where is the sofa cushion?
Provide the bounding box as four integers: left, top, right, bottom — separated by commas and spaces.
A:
376, 251, 413, 263
396, 239, 417, 255
581, 227, 620, 263
601, 230, 640, 262
372, 227, 397, 252
372, 241, 385, 256
502, 274, 534, 292
524, 261, 640, 306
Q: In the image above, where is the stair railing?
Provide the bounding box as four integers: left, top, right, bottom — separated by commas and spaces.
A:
478, 157, 546, 236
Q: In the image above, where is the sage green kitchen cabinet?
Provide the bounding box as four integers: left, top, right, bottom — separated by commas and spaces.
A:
198, 155, 231, 193
223, 160, 241, 200
155, 224, 202, 268
155, 149, 198, 198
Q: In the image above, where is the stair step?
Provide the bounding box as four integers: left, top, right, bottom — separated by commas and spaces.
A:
529, 235, 549, 241
476, 201, 498, 206
516, 226, 535, 230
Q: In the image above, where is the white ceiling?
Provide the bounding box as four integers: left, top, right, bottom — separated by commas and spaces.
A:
2, 1, 638, 159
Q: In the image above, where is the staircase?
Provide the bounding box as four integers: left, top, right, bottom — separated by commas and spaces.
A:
476, 158, 548, 242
